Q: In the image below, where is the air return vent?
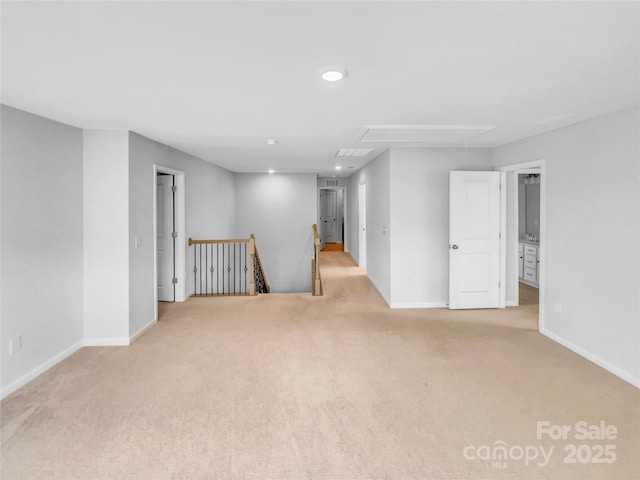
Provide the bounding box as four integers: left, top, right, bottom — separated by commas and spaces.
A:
335, 148, 374, 157
359, 125, 495, 143
325, 179, 339, 187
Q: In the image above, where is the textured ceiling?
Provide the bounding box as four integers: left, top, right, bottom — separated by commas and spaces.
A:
2, 1, 638, 176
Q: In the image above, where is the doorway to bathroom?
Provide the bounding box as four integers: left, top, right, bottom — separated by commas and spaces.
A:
496, 160, 546, 331
518, 171, 541, 315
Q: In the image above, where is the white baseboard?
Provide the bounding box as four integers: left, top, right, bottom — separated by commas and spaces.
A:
0, 340, 84, 400
366, 278, 391, 306
130, 319, 157, 344
390, 302, 448, 309
186, 288, 195, 299
540, 327, 640, 389
506, 300, 518, 307
83, 337, 130, 346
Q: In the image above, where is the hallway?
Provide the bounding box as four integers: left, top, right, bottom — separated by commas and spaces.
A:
1, 252, 638, 479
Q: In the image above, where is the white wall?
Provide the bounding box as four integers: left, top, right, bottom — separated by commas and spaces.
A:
235, 173, 317, 293
389, 148, 494, 307
83, 130, 130, 344
493, 107, 640, 385
1, 105, 84, 397
128, 132, 236, 336
348, 151, 391, 304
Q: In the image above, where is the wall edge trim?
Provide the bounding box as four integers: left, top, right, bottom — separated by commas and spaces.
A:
540, 327, 639, 389
0, 340, 84, 400
130, 319, 157, 344
390, 302, 448, 309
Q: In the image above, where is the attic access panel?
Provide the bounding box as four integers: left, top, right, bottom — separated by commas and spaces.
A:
360, 125, 495, 143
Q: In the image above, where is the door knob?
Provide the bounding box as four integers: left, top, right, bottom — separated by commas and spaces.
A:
450, 244, 459, 249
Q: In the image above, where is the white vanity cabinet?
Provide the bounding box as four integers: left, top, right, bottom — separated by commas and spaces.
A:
519, 242, 539, 287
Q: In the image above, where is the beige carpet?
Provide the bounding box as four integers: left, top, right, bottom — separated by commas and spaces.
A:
1, 252, 639, 479
519, 282, 539, 307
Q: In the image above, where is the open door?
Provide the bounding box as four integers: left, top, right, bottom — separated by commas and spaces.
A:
319, 189, 338, 243
449, 171, 502, 309
157, 174, 175, 302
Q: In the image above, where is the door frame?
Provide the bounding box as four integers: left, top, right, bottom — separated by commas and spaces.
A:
156, 173, 176, 302
317, 186, 348, 252
153, 165, 186, 321
495, 159, 546, 332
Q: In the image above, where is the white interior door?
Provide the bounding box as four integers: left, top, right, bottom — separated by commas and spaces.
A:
320, 190, 337, 242
449, 171, 501, 309
157, 174, 175, 302
358, 183, 367, 269
336, 189, 344, 243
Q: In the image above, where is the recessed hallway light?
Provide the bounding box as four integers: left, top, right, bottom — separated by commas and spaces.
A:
266, 139, 278, 145
335, 165, 342, 171
320, 67, 348, 82
268, 169, 275, 174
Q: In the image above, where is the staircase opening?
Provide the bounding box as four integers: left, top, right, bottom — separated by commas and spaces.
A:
188, 234, 270, 296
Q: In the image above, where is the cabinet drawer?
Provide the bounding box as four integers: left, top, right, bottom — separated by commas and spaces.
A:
524, 267, 537, 283
524, 254, 537, 268
524, 245, 538, 256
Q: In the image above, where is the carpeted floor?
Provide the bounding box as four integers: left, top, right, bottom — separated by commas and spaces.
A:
519, 282, 539, 307
1, 252, 638, 479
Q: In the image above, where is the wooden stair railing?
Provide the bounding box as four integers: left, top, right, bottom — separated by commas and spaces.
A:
188, 234, 269, 296
312, 224, 323, 296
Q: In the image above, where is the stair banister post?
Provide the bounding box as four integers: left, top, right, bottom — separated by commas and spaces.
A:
249, 234, 256, 296
312, 224, 322, 296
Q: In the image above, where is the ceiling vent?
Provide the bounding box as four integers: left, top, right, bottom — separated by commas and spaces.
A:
359, 125, 495, 143
335, 148, 374, 157
325, 179, 339, 187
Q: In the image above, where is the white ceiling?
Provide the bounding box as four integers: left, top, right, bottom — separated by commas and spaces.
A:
2, 1, 639, 177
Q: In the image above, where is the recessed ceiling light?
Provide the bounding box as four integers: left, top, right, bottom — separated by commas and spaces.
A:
266, 139, 278, 145
320, 67, 348, 82
268, 169, 275, 174
335, 165, 343, 171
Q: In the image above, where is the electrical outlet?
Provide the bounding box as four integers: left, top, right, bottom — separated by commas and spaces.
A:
9, 336, 22, 355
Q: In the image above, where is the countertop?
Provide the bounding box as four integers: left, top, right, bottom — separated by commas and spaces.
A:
519, 239, 541, 247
